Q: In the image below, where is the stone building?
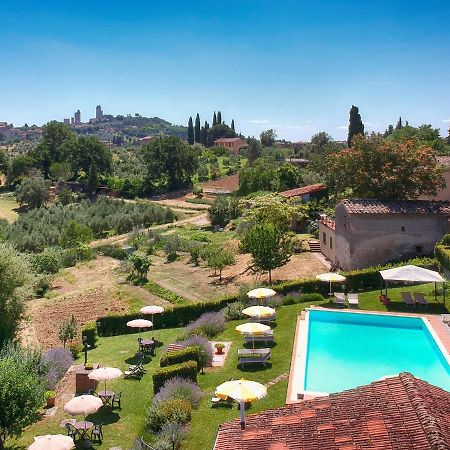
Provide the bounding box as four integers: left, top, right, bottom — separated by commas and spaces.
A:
214, 138, 248, 153
319, 199, 450, 270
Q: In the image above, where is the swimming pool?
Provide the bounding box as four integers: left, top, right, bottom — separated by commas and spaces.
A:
301, 310, 450, 395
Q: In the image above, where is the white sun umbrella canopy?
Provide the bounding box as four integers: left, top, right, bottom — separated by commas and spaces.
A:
140, 305, 164, 328
316, 272, 346, 295
236, 322, 271, 350
247, 288, 276, 299
242, 305, 275, 318
64, 395, 102, 417
215, 379, 267, 428
88, 367, 123, 393
126, 319, 153, 338
28, 435, 74, 450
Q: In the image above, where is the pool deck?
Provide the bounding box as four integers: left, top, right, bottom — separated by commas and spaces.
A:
286, 306, 450, 404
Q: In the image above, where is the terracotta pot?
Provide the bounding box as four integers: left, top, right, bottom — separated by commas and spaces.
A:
215, 347, 224, 355
46, 396, 56, 408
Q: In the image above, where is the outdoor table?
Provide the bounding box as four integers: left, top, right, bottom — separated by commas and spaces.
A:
98, 390, 115, 407
238, 348, 270, 356
74, 420, 93, 441
140, 339, 155, 355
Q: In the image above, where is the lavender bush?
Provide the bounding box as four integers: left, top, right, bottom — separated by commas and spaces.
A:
43, 347, 73, 389
180, 335, 213, 367
153, 377, 202, 409
185, 311, 225, 339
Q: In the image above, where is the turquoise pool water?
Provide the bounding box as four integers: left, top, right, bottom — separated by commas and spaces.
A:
304, 310, 450, 393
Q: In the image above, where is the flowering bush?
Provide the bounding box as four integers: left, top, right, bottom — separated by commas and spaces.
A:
223, 301, 245, 321
153, 377, 202, 409
179, 335, 213, 367
43, 348, 73, 389
185, 311, 225, 338
145, 399, 192, 432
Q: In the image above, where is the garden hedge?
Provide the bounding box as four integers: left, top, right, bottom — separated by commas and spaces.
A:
159, 346, 202, 371
153, 360, 197, 393
94, 256, 436, 337
81, 321, 98, 348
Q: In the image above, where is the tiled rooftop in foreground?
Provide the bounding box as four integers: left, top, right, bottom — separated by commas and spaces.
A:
213, 372, 450, 450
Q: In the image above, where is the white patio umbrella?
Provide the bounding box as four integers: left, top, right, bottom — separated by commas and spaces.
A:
28, 435, 74, 450
316, 272, 346, 295
140, 305, 164, 328
247, 288, 276, 299
242, 305, 275, 319
126, 319, 153, 338
88, 367, 123, 393
215, 379, 267, 428
236, 322, 271, 350
63, 395, 102, 417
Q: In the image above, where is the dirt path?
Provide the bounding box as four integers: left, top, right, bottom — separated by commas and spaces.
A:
153, 198, 211, 210
89, 212, 209, 248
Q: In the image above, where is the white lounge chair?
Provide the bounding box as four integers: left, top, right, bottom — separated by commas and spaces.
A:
401, 292, 414, 308
334, 292, 346, 308
348, 293, 359, 308
414, 292, 428, 308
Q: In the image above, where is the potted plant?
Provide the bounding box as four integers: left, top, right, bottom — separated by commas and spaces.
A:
214, 343, 225, 355
84, 363, 93, 370
45, 390, 56, 408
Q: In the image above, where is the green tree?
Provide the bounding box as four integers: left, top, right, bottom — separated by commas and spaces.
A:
69, 136, 112, 178
217, 111, 222, 125
87, 163, 99, 194
231, 119, 235, 132
0, 150, 7, 174
389, 123, 448, 154
396, 116, 403, 130
60, 221, 93, 248
207, 123, 236, 147
57, 187, 73, 206
7, 154, 34, 186
209, 196, 240, 227
213, 111, 217, 127
0, 242, 34, 344
275, 163, 303, 191
58, 315, 77, 347
347, 105, 364, 146
129, 253, 151, 279
194, 113, 201, 144
15, 174, 51, 209
0, 347, 45, 450
187, 116, 194, 145
260, 129, 277, 147
326, 134, 446, 199
246, 138, 261, 165
49, 161, 72, 182
142, 136, 199, 191
240, 222, 293, 282
205, 245, 235, 281
30, 121, 76, 177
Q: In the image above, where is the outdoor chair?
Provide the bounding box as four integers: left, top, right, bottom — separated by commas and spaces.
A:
334, 292, 346, 308
65, 422, 78, 440
250, 314, 276, 324
401, 292, 415, 308
244, 330, 274, 345
90, 423, 104, 443
211, 394, 234, 407
348, 293, 359, 308
112, 391, 122, 409
414, 292, 428, 308
125, 363, 145, 378
87, 389, 98, 396
238, 349, 271, 367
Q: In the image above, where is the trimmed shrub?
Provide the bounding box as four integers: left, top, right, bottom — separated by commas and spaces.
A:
301, 293, 326, 303
95, 244, 129, 260
81, 321, 98, 348
179, 335, 213, 367
160, 347, 202, 371
153, 377, 202, 409
145, 399, 192, 432
31, 247, 62, 274
185, 311, 225, 339
153, 361, 197, 394
223, 301, 245, 321
43, 348, 73, 390
282, 296, 296, 306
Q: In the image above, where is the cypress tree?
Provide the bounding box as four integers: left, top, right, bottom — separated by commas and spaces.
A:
347, 105, 364, 146
396, 116, 403, 130
231, 119, 235, 132
447, 127, 450, 145
217, 111, 222, 125
213, 111, 217, 127
187, 116, 194, 145
405, 120, 409, 127
200, 126, 206, 147
194, 113, 201, 143
204, 121, 210, 147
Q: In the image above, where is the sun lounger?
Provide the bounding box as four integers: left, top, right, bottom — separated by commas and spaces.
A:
250, 314, 276, 324
238, 348, 271, 367
348, 293, 359, 308
414, 292, 428, 308
334, 292, 346, 308
124, 362, 145, 378
401, 292, 415, 308
211, 394, 234, 407
244, 330, 274, 345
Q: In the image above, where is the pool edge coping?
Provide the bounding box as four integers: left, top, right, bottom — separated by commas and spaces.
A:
286, 307, 450, 403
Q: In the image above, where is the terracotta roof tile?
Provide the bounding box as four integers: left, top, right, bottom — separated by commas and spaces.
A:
280, 183, 327, 198
340, 199, 450, 215
213, 373, 450, 450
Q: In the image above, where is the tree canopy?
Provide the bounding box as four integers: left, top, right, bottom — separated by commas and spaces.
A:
347, 105, 365, 146
260, 129, 277, 147
326, 135, 446, 199
15, 173, 51, 209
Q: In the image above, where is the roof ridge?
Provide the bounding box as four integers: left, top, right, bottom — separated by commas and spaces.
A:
399, 372, 450, 450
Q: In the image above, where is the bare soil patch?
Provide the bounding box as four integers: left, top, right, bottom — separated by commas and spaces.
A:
201, 174, 239, 193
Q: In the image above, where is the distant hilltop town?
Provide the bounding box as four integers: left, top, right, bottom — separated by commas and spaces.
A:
63, 105, 112, 126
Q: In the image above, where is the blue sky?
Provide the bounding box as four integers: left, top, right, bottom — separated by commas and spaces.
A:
1, 0, 450, 141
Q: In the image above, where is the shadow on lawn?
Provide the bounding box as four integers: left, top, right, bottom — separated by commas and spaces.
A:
386, 300, 449, 314
86, 410, 120, 426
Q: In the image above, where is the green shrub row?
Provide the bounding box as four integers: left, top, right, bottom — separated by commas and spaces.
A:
152, 360, 197, 393
143, 280, 190, 306
94, 244, 129, 260
435, 244, 450, 272
81, 321, 98, 348
160, 346, 202, 371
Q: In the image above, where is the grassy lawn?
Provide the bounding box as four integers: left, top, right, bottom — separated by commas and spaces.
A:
0, 194, 20, 222
163, 224, 237, 246
8, 283, 448, 449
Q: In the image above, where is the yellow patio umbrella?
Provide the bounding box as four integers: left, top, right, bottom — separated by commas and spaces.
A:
236, 322, 271, 350
247, 288, 276, 299
242, 305, 275, 319
316, 272, 346, 295
215, 379, 267, 428
28, 435, 74, 450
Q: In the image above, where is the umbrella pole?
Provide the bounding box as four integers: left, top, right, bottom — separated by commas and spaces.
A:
435, 282, 437, 301
239, 400, 245, 429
